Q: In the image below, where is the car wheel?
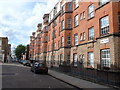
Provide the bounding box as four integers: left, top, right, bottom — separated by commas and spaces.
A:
45, 71, 48, 74
34, 70, 37, 74
46, 72, 48, 74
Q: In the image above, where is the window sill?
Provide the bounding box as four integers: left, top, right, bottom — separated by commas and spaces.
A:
95, 2, 110, 11
61, 29, 65, 31
66, 45, 71, 48
80, 18, 85, 21
88, 40, 94, 43
100, 33, 110, 37
87, 16, 95, 21
65, 11, 73, 13
80, 40, 85, 42
74, 6, 79, 11
74, 25, 79, 28
60, 28, 72, 32
74, 44, 78, 47
61, 11, 73, 16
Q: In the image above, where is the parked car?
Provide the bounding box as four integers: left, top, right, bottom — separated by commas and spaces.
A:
18, 60, 24, 64
22, 60, 31, 66
31, 62, 48, 74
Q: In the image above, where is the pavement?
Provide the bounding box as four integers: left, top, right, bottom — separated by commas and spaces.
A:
48, 69, 116, 89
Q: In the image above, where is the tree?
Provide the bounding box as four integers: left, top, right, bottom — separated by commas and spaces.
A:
15, 44, 26, 60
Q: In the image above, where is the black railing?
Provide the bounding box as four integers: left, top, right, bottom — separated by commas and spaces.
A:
48, 60, 120, 88
30, 59, 120, 88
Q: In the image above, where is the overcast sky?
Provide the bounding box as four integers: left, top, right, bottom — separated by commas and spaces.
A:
0, 0, 59, 50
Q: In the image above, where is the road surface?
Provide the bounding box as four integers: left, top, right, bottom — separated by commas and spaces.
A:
1, 63, 79, 89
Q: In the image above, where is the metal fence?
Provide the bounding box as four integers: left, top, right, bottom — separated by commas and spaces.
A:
46, 60, 120, 88
30, 59, 120, 88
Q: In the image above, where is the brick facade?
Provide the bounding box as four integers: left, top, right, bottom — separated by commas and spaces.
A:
29, 0, 120, 69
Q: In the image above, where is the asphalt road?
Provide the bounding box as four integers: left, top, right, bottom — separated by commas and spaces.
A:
1, 63, 79, 89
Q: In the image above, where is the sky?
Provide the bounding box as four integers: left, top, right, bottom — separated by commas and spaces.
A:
0, 0, 59, 50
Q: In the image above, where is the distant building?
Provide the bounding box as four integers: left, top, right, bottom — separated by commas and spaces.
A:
26, 44, 30, 60
8, 44, 12, 62
0, 37, 9, 63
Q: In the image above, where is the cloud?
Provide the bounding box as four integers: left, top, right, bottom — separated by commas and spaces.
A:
0, 0, 59, 51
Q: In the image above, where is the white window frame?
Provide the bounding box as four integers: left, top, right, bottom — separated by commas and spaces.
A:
88, 4, 94, 19
83, 11, 86, 19
80, 13, 83, 20
80, 33, 83, 41
80, 11, 85, 20
73, 54, 78, 67
79, 54, 84, 64
67, 2, 72, 11
74, 0, 79, 9
60, 54, 63, 65
100, 16, 109, 36
88, 52, 94, 68
74, 15, 78, 27
61, 20, 64, 30
83, 32, 86, 40
61, 5, 65, 14
67, 36, 71, 46
101, 49, 110, 68
74, 34, 78, 45
88, 27, 94, 41
67, 18, 72, 29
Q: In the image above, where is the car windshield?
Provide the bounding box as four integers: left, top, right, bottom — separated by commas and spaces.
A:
23, 60, 27, 62
39, 63, 44, 67
34, 63, 45, 67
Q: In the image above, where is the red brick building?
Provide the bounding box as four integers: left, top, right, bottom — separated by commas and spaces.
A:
0, 37, 9, 62
29, 0, 120, 69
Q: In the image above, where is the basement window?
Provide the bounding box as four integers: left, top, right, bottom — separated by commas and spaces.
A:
100, 49, 110, 68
